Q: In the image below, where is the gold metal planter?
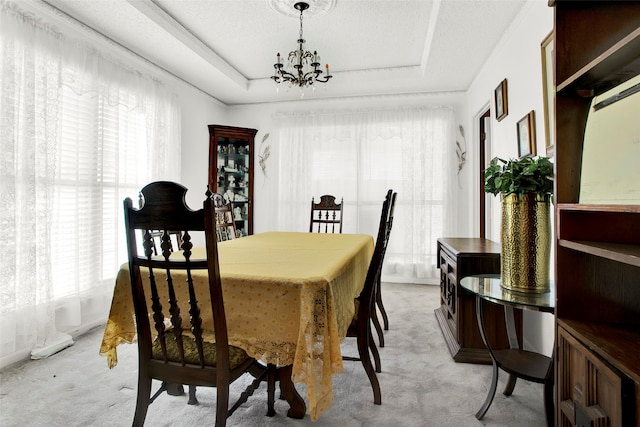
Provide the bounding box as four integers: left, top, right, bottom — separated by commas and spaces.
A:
500, 193, 551, 293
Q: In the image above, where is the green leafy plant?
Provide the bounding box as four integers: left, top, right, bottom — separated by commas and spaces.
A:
484, 156, 554, 200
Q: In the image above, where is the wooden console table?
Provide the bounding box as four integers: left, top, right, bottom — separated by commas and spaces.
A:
434, 238, 521, 364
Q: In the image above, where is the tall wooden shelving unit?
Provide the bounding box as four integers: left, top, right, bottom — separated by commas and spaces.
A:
552, 2, 640, 426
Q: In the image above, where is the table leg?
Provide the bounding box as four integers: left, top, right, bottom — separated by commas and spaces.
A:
474, 296, 499, 420
266, 364, 276, 417
476, 359, 499, 420
277, 365, 306, 419
165, 382, 184, 396
503, 374, 517, 396
503, 305, 519, 396
248, 362, 306, 419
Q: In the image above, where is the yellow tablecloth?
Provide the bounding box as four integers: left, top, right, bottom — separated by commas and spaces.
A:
99, 231, 374, 420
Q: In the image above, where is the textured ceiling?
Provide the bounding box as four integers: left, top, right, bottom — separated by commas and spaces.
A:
38, 0, 527, 105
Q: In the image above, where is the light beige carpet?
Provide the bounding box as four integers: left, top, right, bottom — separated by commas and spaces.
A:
0, 283, 546, 426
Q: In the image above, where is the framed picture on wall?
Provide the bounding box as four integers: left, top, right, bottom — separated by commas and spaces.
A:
494, 79, 508, 121
517, 111, 536, 157
541, 31, 555, 157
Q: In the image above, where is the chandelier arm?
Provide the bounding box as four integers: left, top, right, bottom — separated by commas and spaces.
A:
278, 69, 298, 80
314, 75, 332, 83
302, 69, 320, 81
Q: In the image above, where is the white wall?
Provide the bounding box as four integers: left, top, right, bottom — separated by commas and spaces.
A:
178, 86, 229, 210
466, 0, 554, 356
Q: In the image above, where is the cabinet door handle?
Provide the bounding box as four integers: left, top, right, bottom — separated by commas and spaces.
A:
574, 400, 608, 427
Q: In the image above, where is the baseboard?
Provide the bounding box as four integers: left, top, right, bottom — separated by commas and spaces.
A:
0, 349, 32, 370
30, 332, 74, 360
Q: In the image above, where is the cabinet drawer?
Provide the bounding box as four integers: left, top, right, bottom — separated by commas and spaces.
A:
557, 326, 634, 426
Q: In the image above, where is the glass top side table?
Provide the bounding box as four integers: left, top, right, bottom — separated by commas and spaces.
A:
460, 275, 555, 426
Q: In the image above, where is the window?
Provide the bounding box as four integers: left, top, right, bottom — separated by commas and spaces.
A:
1, 1, 180, 364
275, 107, 457, 283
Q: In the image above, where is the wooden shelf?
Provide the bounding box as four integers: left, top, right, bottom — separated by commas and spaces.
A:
557, 204, 640, 244
557, 27, 640, 96
557, 203, 640, 214
558, 240, 640, 267
493, 349, 552, 382
558, 318, 640, 384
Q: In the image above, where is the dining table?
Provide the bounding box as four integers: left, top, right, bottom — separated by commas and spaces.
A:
99, 231, 374, 421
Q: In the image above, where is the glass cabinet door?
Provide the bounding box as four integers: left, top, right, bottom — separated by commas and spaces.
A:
208, 125, 257, 237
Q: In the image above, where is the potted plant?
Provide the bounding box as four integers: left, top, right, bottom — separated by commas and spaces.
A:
484, 156, 554, 293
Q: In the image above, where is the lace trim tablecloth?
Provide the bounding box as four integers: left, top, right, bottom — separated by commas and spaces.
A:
99, 231, 373, 420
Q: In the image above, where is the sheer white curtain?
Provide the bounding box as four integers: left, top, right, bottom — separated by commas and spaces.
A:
0, 1, 180, 367
275, 107, 457, 284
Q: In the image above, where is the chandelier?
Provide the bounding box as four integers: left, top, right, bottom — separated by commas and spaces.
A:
271, 1, 332, 90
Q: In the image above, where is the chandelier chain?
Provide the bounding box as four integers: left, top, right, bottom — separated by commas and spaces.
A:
299, 7, 304, 41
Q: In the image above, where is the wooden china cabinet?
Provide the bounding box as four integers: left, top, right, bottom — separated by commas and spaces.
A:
208, 125, 257, 237
552, 2, 640, 426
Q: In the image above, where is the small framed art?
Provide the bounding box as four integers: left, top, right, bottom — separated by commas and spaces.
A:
517, 111, 536, 157
541, 31, 555, 156
494, 79, 508, 121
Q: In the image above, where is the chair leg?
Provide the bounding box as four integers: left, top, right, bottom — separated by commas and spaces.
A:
376, 278, 389, 331
188, 385, 198, 405
132, 376, 152, 427
357, 325, 381, 405
371, 310, 385, 348
372, 277, 386, 347
368, 329, 381, 373
215, 385, 230, 427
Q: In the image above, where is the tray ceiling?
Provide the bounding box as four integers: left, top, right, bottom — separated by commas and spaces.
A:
37, 0, 527, 105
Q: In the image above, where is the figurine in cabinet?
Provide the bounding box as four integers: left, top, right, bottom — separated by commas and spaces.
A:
223, 188, 235, 203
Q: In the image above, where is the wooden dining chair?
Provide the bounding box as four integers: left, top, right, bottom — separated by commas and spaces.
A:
309, 195, 343, 233
212, 192, 237, 241
372, 190, 397, 348
124, 181, 268, 427
341, 190, 392, 406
